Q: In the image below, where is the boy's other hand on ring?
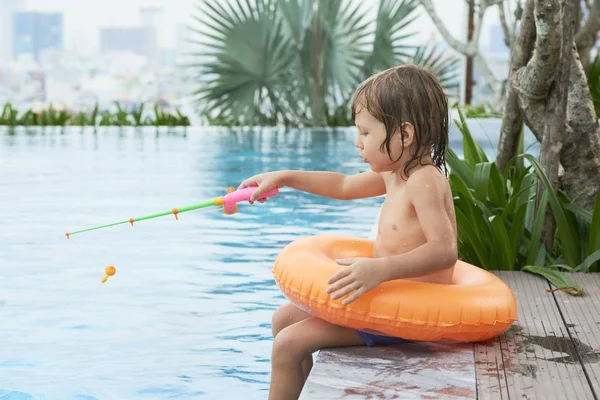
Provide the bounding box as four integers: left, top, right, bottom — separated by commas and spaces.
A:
326, 257, 386, 305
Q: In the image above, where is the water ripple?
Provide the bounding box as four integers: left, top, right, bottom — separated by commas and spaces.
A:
0, 127, 383, 399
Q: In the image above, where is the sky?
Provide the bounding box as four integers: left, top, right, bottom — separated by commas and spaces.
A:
18, 0, 508, 55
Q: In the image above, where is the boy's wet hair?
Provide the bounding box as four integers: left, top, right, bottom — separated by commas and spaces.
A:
350, 64, 449, 177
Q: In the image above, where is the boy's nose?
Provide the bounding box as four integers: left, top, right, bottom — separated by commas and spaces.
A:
354, 137, 363, 149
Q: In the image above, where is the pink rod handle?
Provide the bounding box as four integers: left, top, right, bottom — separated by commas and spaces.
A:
222, 186, 279, 213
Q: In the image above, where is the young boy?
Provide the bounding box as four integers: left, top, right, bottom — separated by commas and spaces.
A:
238, 65, 458, 400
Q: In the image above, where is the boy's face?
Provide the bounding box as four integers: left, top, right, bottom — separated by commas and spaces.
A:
354, 106, 413, 174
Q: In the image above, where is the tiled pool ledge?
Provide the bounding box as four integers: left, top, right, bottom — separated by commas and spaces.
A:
300, 271, 600, 399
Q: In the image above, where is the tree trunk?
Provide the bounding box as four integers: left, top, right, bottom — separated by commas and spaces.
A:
465, 0, 475, 105
496, 0, 536, 172
498, 0, 600, 211
560, 51, 600, 209
539, 0, 576, 250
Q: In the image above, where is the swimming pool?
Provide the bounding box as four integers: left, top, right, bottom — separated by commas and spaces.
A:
0, 124, 532, 399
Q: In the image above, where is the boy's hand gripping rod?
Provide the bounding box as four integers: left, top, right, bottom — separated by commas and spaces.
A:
66, 186, 278, 239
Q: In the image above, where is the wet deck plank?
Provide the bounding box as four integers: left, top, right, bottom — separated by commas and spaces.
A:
300, 271, 598, 399
299, 343, 476, 399
474, 271, 595, 400
551, 273, 600, 398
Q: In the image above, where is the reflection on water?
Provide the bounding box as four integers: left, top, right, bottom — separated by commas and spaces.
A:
0, 123, 535, 399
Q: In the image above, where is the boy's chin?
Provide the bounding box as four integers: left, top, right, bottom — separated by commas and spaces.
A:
369, 166, 387, 173
369, 164, 394, 173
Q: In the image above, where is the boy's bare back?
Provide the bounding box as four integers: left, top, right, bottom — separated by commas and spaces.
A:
374, 164, 456, 284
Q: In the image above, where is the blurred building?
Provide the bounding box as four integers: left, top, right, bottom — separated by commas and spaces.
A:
13, 11, 64, 62
140, 7, 166, 48
176, 24, 193, 58
0, 0, 23, 64
140, 7, 164, 28
99, 27, 158, 62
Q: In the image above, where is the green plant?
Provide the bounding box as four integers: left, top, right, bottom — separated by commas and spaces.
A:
72, 111, 88, 127
0, 102, 190, 129
131, 104, 145, 127
462, 103, 502, 118
0, 103, 19, 126
114, 101, 131, 126
89, 104, 100, 126
587, 53, 600, 118
99, 112, 115, 126
191, 0, 460, 127
411, 44, 459, 95
447, 106, 599, 295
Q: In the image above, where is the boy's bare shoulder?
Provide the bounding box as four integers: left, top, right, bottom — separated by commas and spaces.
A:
405, 165, 449, 196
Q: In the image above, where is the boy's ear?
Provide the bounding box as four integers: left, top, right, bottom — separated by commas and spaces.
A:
400, 122, 415, 147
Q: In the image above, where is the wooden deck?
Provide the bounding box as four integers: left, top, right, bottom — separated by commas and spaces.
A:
299, 272, 600, 400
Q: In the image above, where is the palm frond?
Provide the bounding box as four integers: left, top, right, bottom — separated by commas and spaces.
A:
322, 0, 372, 97
192, 0, 298, 125
189, 0, 450, 126
363, 0, 420, 76
411, 43, 461, 97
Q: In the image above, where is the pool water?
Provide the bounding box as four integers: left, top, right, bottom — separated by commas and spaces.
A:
0, 124, 532, 399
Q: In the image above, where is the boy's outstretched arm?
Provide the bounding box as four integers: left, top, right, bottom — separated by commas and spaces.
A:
378, 171, 458, 280
238, 170, 386, 202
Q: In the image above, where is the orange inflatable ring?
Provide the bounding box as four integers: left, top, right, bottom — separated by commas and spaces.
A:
272, 235, 517, 342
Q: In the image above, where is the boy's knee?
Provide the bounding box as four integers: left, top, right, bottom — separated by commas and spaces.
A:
272, 326, 307, 364
271, 303, 296, 337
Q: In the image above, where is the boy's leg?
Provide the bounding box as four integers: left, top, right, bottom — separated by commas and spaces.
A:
271, 303, 313, 379
269, 316, 364, 400
271, 303, 311, 336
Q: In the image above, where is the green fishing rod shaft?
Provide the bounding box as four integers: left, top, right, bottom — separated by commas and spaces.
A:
66, 198, 217, 238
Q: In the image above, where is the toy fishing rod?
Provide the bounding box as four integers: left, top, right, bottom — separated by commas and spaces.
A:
66, 186, 278, 239
66, 186, 278, 283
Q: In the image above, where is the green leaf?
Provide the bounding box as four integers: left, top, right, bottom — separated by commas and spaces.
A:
508, 202, 528, 268
575, 249, 600, 273
589, 191, 600, 255
490, 215, 513, 270
455, 105, 488, 166
455, 208, 489, 269
278, 0, 313, 45
534, 246, 548, 267
488, 163, 507, 207
363, 0, 419, 75
450, 174, 477, 221
545, 264, 574, 271
562, 203, 592, 223
518, 171, 537, 230
522, 265, 583, 296
517, 154, 581, 267
447, 148, 474, 187
526, 190, 548, 266
410, 43, 460, 95
473, 163, 492, 203
587, 53, 600, 118
560, 191, 592, 265
501, 183, 535, 221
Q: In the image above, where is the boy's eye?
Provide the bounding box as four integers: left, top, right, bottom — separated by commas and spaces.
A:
360, 132, 368, 136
